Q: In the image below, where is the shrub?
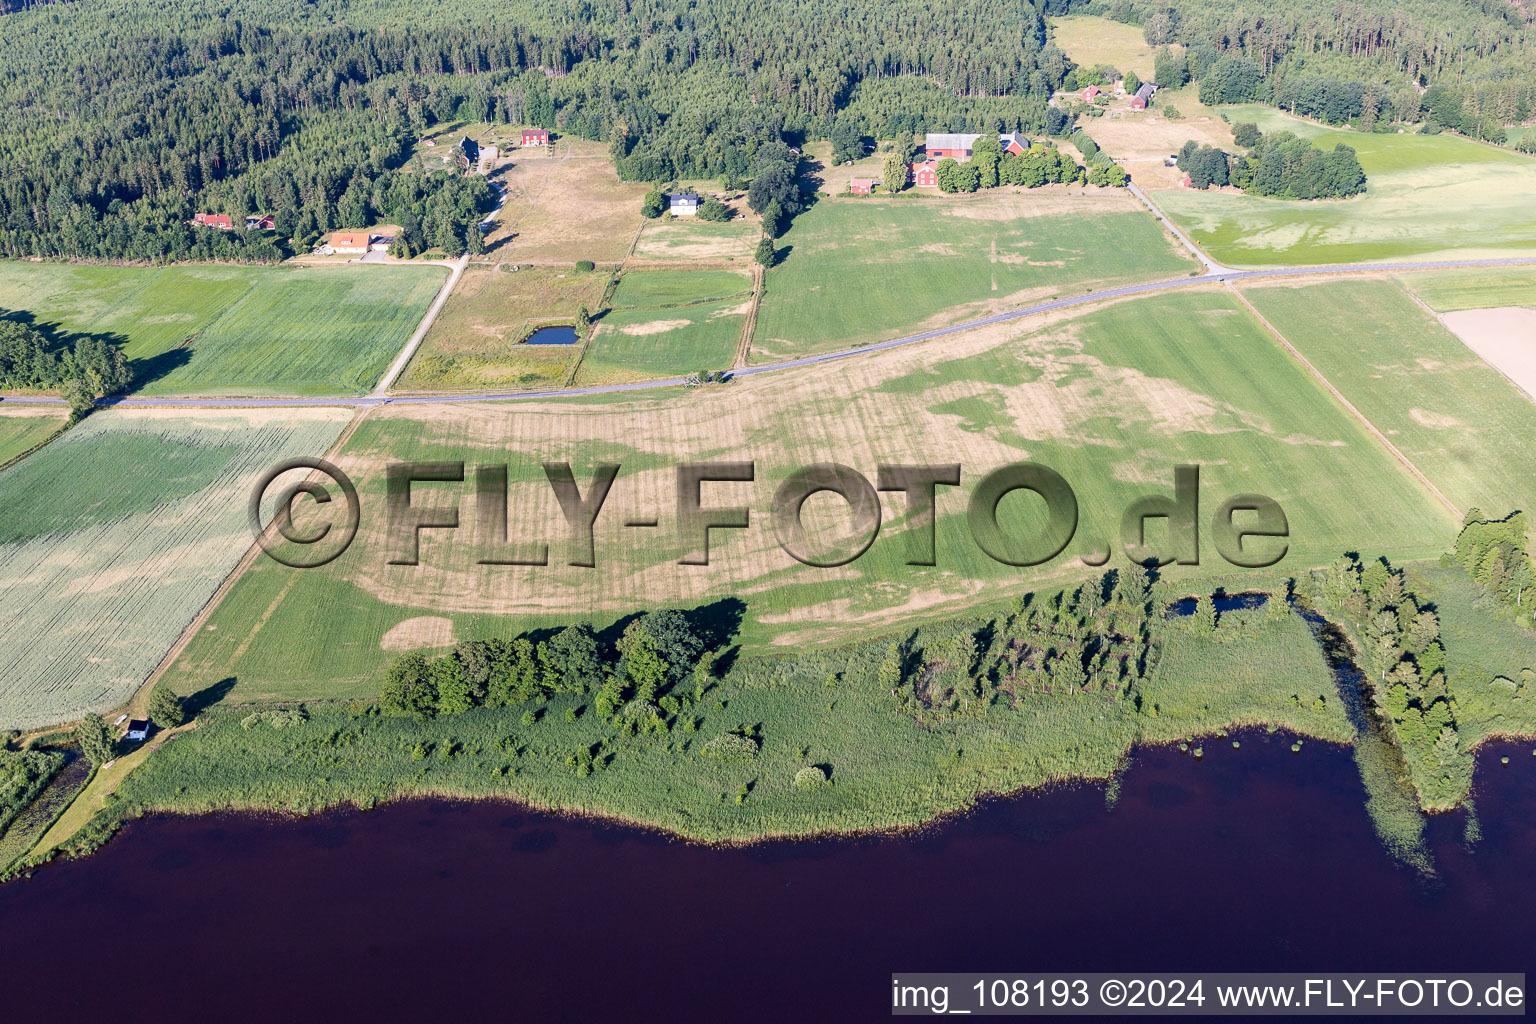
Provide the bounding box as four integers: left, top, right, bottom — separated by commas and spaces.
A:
700, 732, 759, 764
574, 260, 595, 272
521, 709, 539, 726
793, 765, 829, 790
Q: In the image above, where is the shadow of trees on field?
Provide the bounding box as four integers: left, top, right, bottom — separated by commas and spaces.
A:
184, 677, 238, 719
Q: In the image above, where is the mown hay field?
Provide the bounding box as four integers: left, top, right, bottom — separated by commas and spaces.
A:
0, 408, 68, 466
631, 217, 759, 261
750, 193, 1198, 360
397, 265, 607, 391
609, 269, 750, 309
490, 141, 647, 263
0, 408, 352, 729
577, 302, 746, 384
162, 288, 1453, 702
0, 262, 446, 396
1154, 106, 1536, 266
1047, 14, 1164, 79
1240, 277, 1536, 517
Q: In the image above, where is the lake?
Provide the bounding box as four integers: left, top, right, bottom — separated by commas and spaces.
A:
1, 731, 1531, 1020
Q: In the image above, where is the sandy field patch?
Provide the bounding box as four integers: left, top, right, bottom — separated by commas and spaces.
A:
1090, 113, 1235, 190
491, 139, 647, 263
613, 319, 691, 336
380, 615, 456, 651
1439, 307, 1536, 401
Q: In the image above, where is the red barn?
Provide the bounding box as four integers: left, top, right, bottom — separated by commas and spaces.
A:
1082, 85, 1100, 102
999, 132, 1029, 156
193, 213, 232, 230
849, 177, 876, 195
1129, 82, 1158, 110
909, 161, 938, 188
521, 128, 549, 146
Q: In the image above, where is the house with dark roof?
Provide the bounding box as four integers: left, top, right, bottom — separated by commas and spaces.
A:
1130, 82, 1158, 110
998, 133, 1030, 156
667, 193, 700, 216
457, 136, 480, 172
125, 720, 149, 742
925, 133, 984, 159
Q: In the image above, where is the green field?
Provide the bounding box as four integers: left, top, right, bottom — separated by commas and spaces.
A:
577, 301, 746, 383
398, 265, 605, 391
1240, 278, 1536, 517
0, 262, 446, 396
609, 269, 750, 309
0, 408, 351, 729
1396, 268, 1536, 312
0, 409, 68, 466
750, 194, 1198, 360
1154, 107, 1536, 266
161, 288, 1454, 702
121, 593, 1351, 844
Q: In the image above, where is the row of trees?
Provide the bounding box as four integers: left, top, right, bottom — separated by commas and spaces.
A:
0, 317, 132, 411
1298, 553, 1467, 804
379, 611, 711, 724
1176, 128, 1366, 199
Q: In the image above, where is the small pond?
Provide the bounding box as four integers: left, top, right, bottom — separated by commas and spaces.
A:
524, 326, 578, 345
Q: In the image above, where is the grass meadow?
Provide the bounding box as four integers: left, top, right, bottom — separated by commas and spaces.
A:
0, 409, 68, 466
0, 262, 446, 396
1047, 14, 1163, 79
1240, 277, 1536, 517
124, 599, 1348, 843
161, 288, 1454, 702
1154, 106, 1536, 266
609, 269, 750, 309
631, 218, 759, 261
577, 301, 746, 383
398, 265, 608, 390
1397, 268, 1536, 312
750, 193, 1198, 360
0, 408, 351, 729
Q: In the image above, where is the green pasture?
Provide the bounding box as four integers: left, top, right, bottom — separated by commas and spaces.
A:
0, 261, 446, 396
1396, 268, 1536, 312
577, 301, 745, 383
0, 411, 67, 467
1154, 106, 1536, 266
1241, 278, 1536, 516
609, 269, 750, 309
750, 196, 1197, 360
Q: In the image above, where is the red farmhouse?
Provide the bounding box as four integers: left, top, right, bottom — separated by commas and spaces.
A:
521, 128, 549, 146
909, 161, 938, 188
849, 177, 876, 195
1082, 85, 1100, 102
193, 213, 232, 230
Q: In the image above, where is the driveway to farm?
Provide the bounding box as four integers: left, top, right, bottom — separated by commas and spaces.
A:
4, 254, 1536, 411
370, 253, 468, 396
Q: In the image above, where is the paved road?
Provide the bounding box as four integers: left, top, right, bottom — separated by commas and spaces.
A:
4, 254, 1536, 412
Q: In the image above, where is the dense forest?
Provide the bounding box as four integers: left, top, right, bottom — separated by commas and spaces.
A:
1064, 0, 1536, 140
0, 0, 1074, 262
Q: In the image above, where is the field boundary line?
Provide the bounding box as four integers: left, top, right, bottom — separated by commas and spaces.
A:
1228, 282, 1461, 519
737, 264, 764, 367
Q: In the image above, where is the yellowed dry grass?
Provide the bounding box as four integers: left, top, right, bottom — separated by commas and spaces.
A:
490, 139, 648, 263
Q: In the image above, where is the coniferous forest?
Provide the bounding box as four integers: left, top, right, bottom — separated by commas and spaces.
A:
1, 0, 1533, 262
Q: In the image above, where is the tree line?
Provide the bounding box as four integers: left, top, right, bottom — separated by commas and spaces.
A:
0, 316, 132, 412
1177, 125, 1366, 199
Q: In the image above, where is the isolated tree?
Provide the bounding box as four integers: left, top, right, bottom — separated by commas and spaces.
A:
76, 716, 114, 766
147, 687, 186, 729
575, 305, 591, 335
760, 199, 784, 239
1122, 70, 1142, 96
754, 238, 776, 268
1190, 594, 1217, 634
882, 153, 908, 194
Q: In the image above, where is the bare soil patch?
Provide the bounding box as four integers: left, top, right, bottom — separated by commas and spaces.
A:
381, 615, 456, 651
1439, 307, 1536, 401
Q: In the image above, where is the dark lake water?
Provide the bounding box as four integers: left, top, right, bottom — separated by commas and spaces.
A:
2, 732, 1533, 1021
524, 325, 578, 345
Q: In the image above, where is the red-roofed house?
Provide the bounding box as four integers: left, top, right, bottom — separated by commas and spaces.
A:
245, 214, 275, 230
329, 231, 371, 254
999, 132, 1029, 156
849, 177, 876, 195
909, 161, 938, 188
193, 213, 232, 230
1129, 82, 1158, 110
521, 128, 550, 147
1082, 85, 1100, 102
